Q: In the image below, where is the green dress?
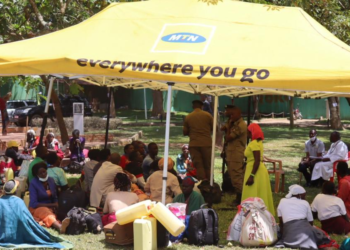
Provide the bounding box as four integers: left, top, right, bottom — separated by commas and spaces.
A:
242, 140, 275, 215
173, 191, 205, 215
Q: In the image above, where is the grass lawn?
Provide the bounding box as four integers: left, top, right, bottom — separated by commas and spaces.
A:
48, 111, 350, 249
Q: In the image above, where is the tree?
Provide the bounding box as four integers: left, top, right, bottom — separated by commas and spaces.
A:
244, 0, 350, 129
151, 90, 164, 117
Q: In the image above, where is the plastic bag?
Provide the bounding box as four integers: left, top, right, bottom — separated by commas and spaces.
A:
239, 197, 277, 247
167, 203, 187, 223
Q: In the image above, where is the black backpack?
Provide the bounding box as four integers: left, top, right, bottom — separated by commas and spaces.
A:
86, 212, 103, 234
66, 207, 88, 235
57, 185, 87, 221
188, 204, 219, 246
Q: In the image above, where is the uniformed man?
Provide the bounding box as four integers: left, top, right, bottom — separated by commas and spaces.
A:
224, 106, 247, 205
183, 100, 213, 180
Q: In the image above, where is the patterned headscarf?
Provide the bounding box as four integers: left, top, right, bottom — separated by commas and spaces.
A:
158, 157, 174, 170
248, 123, 264, 141
182, 176, 197, 186
114, 173, 131, 190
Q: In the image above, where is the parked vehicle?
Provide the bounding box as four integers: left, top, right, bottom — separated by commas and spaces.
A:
12, 95, 93, 126
0, 100, 36, 121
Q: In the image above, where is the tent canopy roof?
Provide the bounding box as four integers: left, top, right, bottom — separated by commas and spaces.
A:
1, 0, 350, 95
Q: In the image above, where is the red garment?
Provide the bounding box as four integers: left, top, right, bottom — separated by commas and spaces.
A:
321, 215, 350, 234
0, 159, 17, 173
248, 123, 264, 141
102, 213, 116, 226
44, 140, 64, 159
0, 98, 5, 110
120, 155, 129, 169
29, 137, 40, 149
338, 176, 350, 218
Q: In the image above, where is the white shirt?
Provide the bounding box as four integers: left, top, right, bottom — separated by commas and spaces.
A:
311, 194, 346, 221
324, 140, 348, 163
277, 197, 313, 223
304, 138, 325, 157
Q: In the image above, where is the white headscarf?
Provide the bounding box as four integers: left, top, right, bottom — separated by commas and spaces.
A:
27, 129, 36, 136
285, 184, 306, 198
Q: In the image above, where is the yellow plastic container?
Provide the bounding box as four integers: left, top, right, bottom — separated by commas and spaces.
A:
23, 191, 30, 208
116, 200, 155, 225
134, 217, 153, 250
4, 168, 14, 182
150, 202, 185, 237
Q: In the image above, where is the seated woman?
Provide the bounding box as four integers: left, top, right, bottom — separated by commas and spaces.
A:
276, 184, 335, 249
45, 133, 64, 159
0, 180, 71, 248
145, 157, 182, 204
25, 129, 40, 156
102, 173, 139, 226
311, 181, 350, 235
120, 144, 134, 169
176, 144, 196, 179
69, 129, 85, 162
125, 151, 146, 188
0, 154, 17, 178
29, 162, 66, 232
337, 162, 350, 218
173, 176, 204, 215
46, 153, 68, 191
6, 140, 33, 166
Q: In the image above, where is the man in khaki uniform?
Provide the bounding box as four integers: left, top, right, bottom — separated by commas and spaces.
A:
183, 100, 213, 180
224, 106, 247, 205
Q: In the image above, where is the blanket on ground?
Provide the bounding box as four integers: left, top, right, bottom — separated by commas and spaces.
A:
0, 195, 73, 249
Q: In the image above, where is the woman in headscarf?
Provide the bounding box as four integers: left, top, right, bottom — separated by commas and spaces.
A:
276, 184, 336, 249
29, 162, 68, 232
241, 123, 275, 215
44, 132, 64, 159
0, 179, 71, 248
176, 144, 197, 179
173, 176, 204, 215
102, 173, 139, 226
25, 129, 40, 155
144, 157, 182, 204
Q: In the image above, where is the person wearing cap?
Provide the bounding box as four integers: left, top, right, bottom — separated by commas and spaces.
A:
183, 100, 213, 181
144, 157, 182, 204
102, 173, 139, 226
311, 181, 350, 234
0, 179, 69, 248
25, 129, 40, 155
224, 106, 247, 205
44, 132, 64, 159
173, 176, 205, 215
242, 123, 275, 215
276, 184, 333, 249
5, 140, 33, 166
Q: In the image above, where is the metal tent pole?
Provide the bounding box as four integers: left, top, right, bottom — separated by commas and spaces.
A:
144, 89, 148, 120
210, 95, 218, 186
105, 87, 112, 149
161, 82, 174, 204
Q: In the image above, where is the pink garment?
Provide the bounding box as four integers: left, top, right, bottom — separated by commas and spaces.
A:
102, 213, 116, 226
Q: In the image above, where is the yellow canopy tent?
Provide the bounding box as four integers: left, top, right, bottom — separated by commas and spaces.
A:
1, 0, 350, 203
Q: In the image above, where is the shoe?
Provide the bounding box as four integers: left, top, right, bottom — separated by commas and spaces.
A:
60, 218, 70, 234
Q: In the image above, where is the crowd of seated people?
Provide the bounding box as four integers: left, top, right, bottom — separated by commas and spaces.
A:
2, 126, 350, 249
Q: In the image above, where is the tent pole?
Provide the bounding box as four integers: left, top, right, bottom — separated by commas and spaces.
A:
105, 87, 112, 149
210, 95, 219, 186
144, 89, 147, 120
247, 96, 251, 126
40, 77, 55, 145
161, 82, 174, 204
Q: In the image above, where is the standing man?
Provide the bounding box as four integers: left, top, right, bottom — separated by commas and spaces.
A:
224, 106, 247, 205
201, 95, 213, 116
0, 92, 11, 136
183, 100, 213, 180
297, 129, 325, 187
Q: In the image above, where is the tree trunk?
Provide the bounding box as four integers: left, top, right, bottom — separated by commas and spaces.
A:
327, 97, 343, 130
253, 96, 260, 119
151, 90, 164, 117
40, 76, 69, 144
289, 97, 294, 129
109, 89, 116, 118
